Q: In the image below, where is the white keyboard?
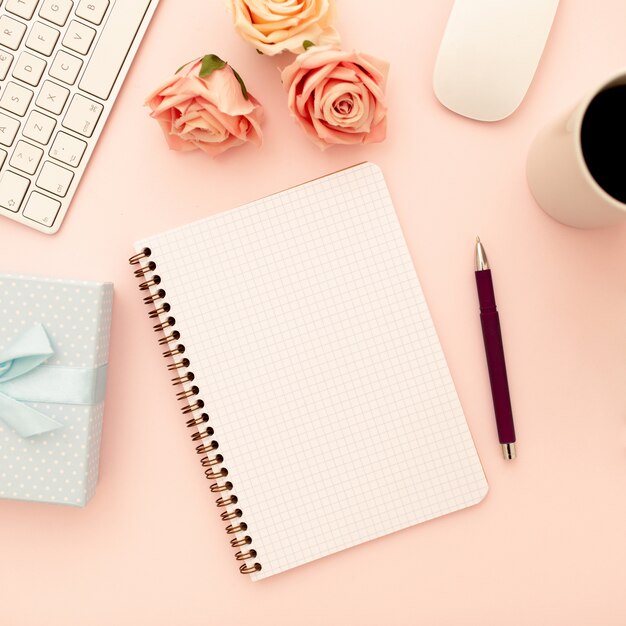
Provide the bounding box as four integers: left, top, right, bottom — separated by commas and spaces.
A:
0, 0, 159, 234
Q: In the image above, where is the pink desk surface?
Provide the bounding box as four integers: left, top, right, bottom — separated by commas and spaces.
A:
1, 2, 625, 624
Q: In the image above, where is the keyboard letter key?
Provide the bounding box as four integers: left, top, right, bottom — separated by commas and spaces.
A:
36, 79, 69, 114
62, 93, 102, 137
49, 49, 82, 85
0, 112, 20, 146
0, 50, 14, 80
12, 51, 47, 86
0, 82, 34, 116
79, 0, 152, 99
6, 0, 40, 20
23, 191, 61, 226
26, 21, 60, 56
36, 160, 74, 196
75, 0, 109, 25
0, 170, 29, 212
0, 15, 27, 50
39, 0, 73, 26
23, 109, 56, 144
62, 20, 96, 55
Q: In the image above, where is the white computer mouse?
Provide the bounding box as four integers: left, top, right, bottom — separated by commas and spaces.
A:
433, 0, 560, 122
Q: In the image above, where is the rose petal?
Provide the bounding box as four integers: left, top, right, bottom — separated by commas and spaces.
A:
146, 59, 263, 157
282, 46, 389, 149
229, 0, 339, 55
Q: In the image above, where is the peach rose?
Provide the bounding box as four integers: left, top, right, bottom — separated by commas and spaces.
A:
227, 0, 339, 56
281, 45, 389, 149
146, 55, 263, 157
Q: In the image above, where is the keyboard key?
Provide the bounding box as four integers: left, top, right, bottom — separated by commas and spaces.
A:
36, 79, 69, 114
23, 190, 60, 226
6, 0, 40, 20
0, 50, 14, 80
75, 0, 108, 25
49, 49, 82, 84
0, 15, 27, 50
79, 0, 152, 99
36, 160, 73, 196
39, 0, 72, 26
0, 82, 34, 116
62, 19, 95, 55
25, 20, 59, 56
49, 130, 86, 167
0, 113, 20, 146
62, 93, 102, 137
23, 109, 56, 144
10, 139, 43, 174
0, 170, 29, 211
0, 149, 7, 169
12, 51, 47, 86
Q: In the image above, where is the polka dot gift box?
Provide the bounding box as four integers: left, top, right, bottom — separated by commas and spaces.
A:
0, 274, 113, 506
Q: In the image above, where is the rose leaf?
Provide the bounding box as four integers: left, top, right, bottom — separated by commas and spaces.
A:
230, 67, 249, 100
303, 40, 315, 51
199, 54, 227, 78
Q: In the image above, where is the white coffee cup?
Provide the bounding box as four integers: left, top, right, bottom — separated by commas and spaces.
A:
527, 68, 626, 228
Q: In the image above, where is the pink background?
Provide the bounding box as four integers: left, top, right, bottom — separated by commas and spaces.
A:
1, 1, 625, 624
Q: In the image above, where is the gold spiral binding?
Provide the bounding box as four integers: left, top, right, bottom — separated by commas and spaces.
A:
181, 401, 204, 414
148, 303, 171, 318
139, 276, 161, 290
221, 509, 243, 521
172, 372, 194, 385
200, 454, 223, 467
225, 522, 247, 534
129, 248, 151, 265
216, 495, 238, 507
210, 481, 233, 493
196, 443, 219, 456
176, 386, 199, 400
187, 414, 209, 427
159, 331, 181, 345
129, 250, 261, 576
167, 358, 189, 370
191, 429, 215, 443
153, 317, 175, 332
204, 467, 227, 480
230, 536, 251, 547
235, 550, 257, 561
163, 345, 185, 358
144, 290, 166, 304
134, 262, 156, 278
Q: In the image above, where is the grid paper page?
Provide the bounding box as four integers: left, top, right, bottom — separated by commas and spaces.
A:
135, 163, 488, 580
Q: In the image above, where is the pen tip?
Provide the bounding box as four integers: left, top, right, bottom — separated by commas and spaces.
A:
476, 236, 480, 243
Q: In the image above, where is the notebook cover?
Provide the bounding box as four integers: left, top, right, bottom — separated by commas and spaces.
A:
131, 162, 488, 579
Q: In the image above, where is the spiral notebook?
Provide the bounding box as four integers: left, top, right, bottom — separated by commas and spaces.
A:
130, 162, 488, 581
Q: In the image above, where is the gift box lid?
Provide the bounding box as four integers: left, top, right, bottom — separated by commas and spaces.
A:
0, 274, 113, 368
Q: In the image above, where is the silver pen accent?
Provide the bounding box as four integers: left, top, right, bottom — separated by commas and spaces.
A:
502, 442, 517, 460
475, 236, 490, 272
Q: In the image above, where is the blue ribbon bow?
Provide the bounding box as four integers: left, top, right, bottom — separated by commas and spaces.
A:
0, 324, 107, 438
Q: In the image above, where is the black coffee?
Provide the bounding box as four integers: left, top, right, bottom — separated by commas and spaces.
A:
580, 84, 626, 203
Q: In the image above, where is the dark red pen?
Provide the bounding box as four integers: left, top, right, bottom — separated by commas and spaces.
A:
475, 237, 517, 460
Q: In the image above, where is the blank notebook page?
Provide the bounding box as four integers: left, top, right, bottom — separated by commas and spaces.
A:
136, 163, 487, 580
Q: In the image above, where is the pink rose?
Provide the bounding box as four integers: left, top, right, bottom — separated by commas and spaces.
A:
146, 55, 263, 157
227, 0, 339, 56
281, 46, 389, 150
